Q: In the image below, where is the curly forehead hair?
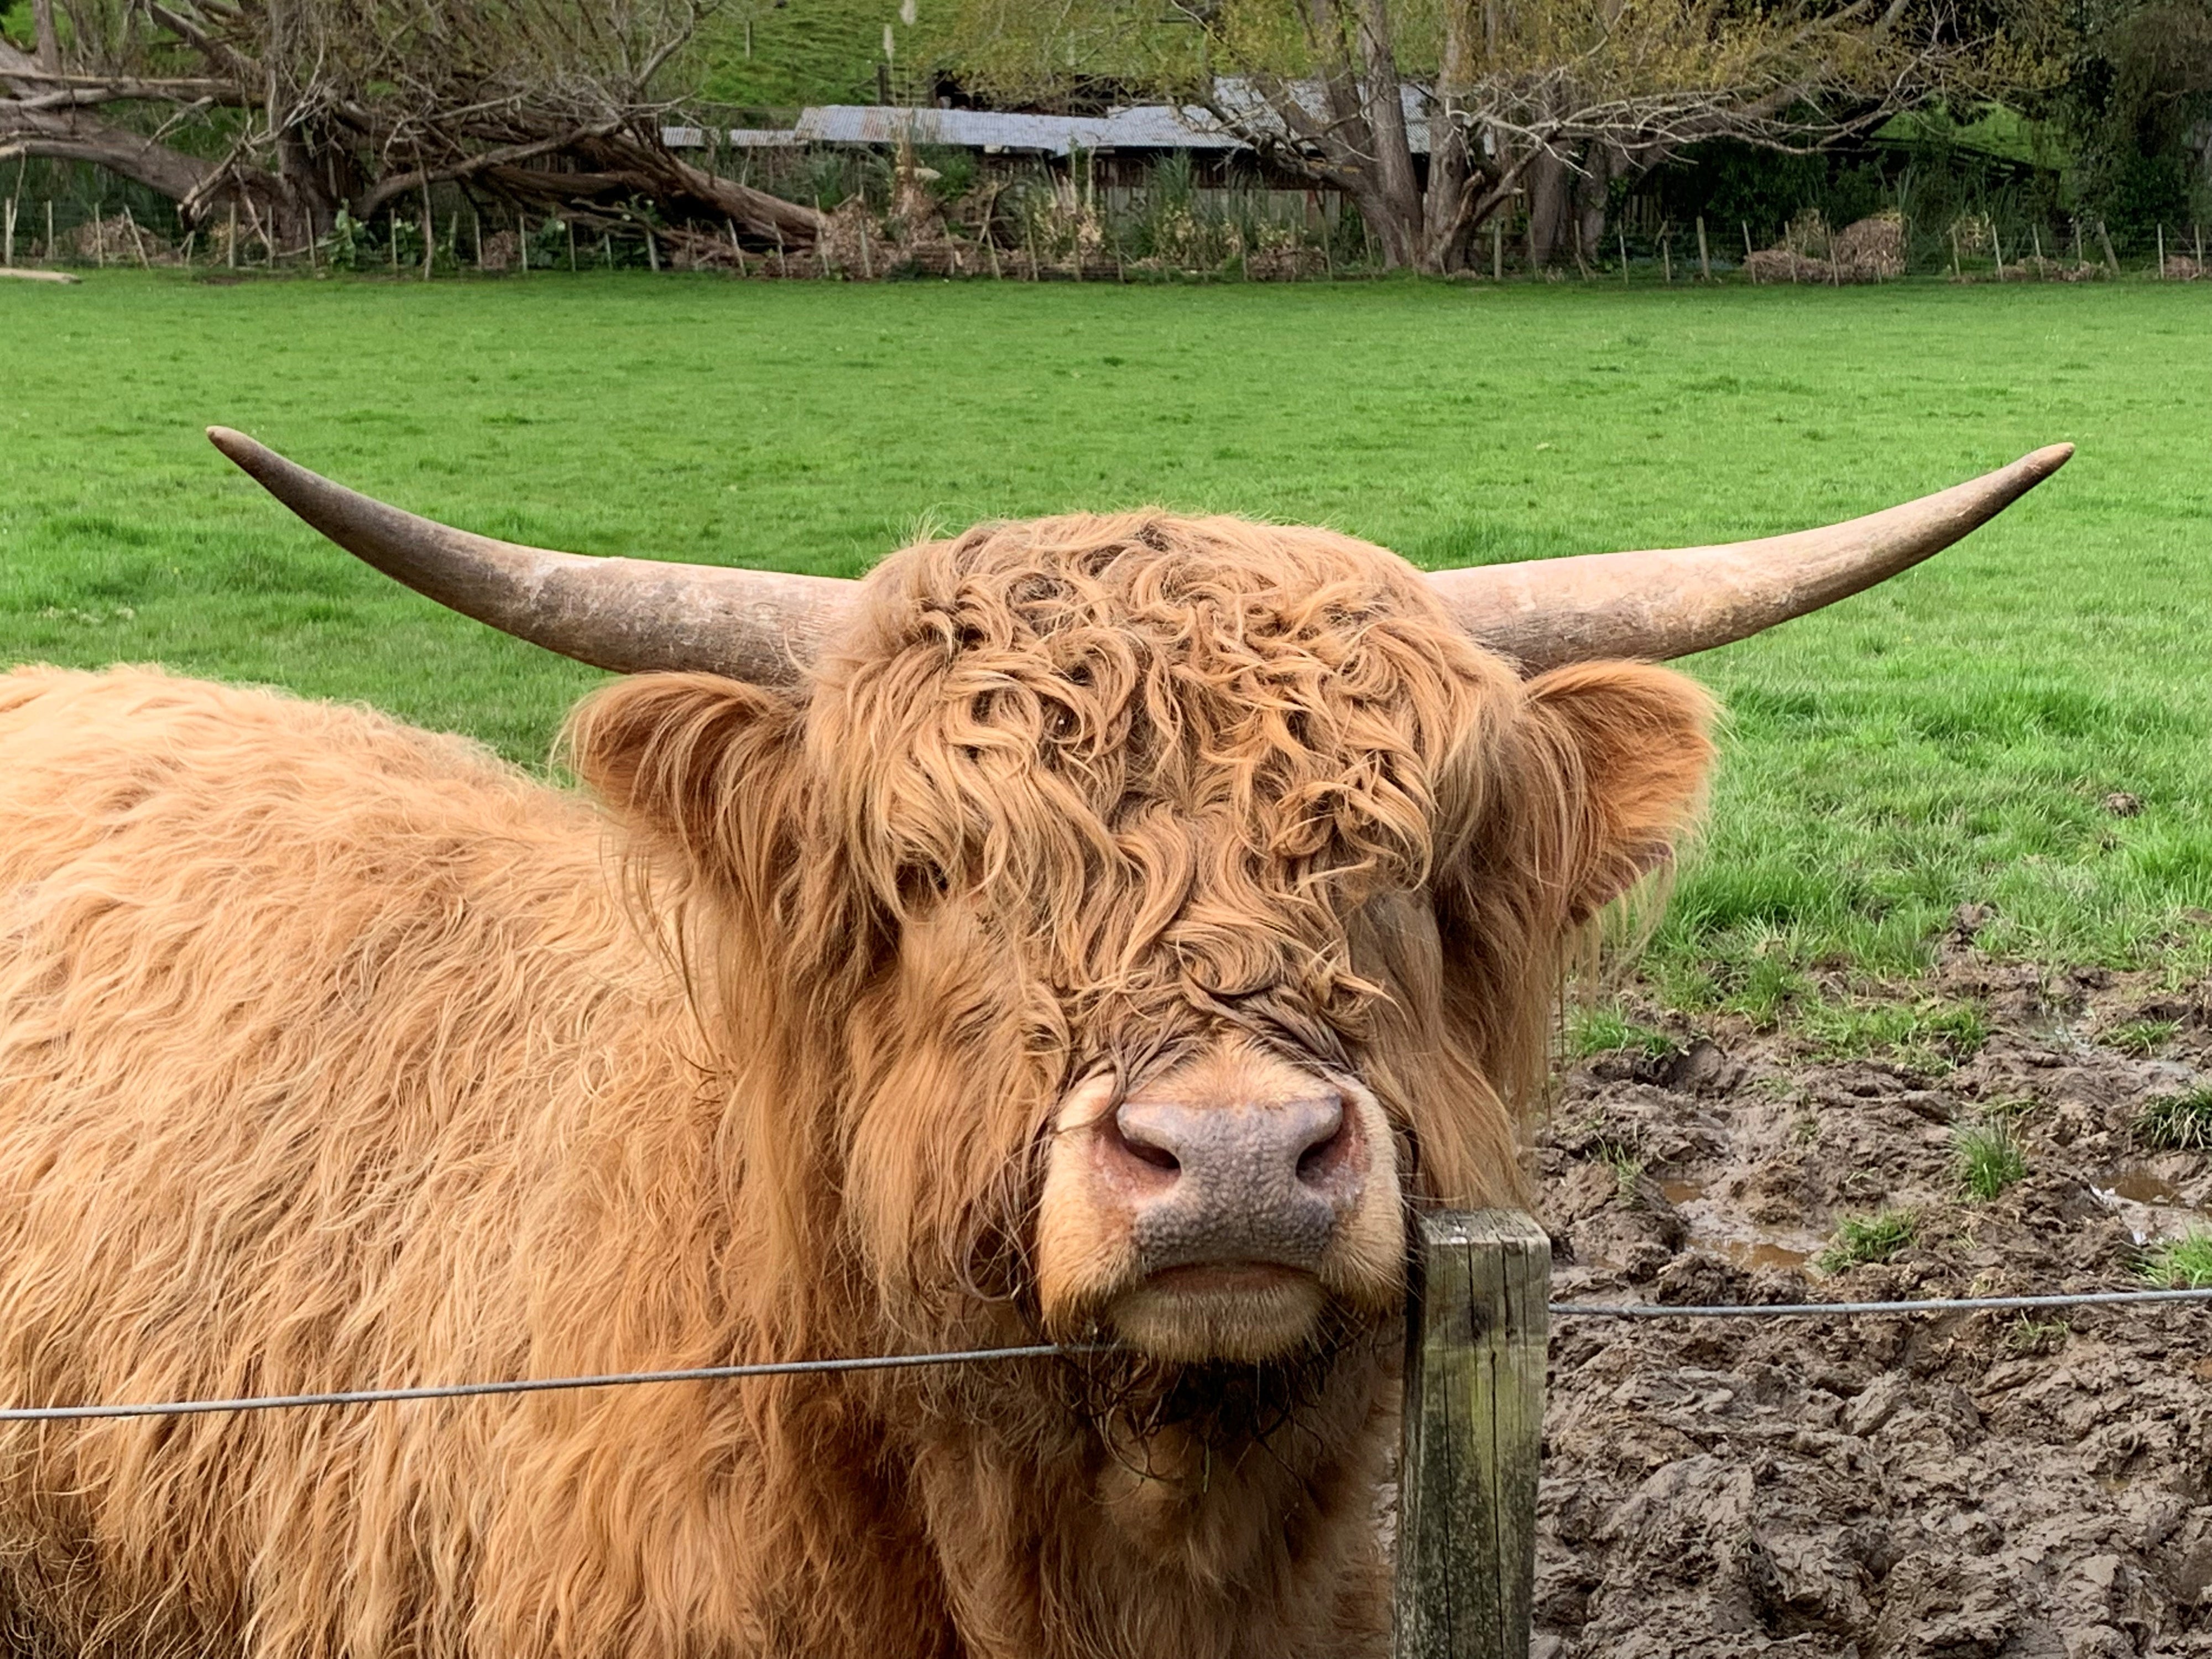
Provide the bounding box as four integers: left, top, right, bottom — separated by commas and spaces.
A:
808, 512, 1517, 1057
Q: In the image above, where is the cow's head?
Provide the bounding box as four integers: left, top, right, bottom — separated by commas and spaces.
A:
206, 429, 2069, 1369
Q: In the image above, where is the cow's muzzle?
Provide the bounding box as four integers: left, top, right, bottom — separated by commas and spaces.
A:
1108, 1093, 1364, 1276
1032, 1046, 1404, 1363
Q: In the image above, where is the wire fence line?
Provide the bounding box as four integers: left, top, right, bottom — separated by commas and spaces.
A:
1, 1286, 2206, 1422
1550, 1286, 2212, 1319
0, 1344, 1085, 1424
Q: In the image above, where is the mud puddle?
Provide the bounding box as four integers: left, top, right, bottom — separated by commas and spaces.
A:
1659, 1177, 1822, 1273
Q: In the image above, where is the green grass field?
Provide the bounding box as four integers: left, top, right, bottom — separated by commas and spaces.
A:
4, 272, 2209, 1013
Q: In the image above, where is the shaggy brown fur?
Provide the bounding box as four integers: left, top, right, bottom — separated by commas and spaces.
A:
0, 511, 1713, 1658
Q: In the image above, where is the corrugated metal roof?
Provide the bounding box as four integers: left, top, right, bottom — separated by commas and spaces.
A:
664, 126, 800, 148
1211, 79, 1433, 153
679, 84, 1430, 155
790, 105, 1242, 154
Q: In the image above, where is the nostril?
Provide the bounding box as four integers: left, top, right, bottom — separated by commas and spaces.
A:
1112, 1103, 1183, 1176
1123, 1133, 1181, 1175
1293, 1095, 1350, 1188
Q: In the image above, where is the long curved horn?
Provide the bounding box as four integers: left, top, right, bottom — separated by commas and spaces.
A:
1427, 444, 2073, 670
207, 427, 859, 684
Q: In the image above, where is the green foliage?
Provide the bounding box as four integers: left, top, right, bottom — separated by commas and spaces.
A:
1564, 1003, 1680, 1059
2140, 1229, 2212, 1287
1815, 1209, 1918, 1271
2043, 0, 2212, 252
0, 0, 33, 50
319, 210, 372, 273
1634, 116, 2090, 274
2138, 1086, 2212, 1150
917, 147, 979, 202
384, 213, 426, 272
528, 216, 572, 271
1953, 1117, 2028, 1199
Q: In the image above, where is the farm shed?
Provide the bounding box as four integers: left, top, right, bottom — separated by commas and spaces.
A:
666, 79, 1432, 195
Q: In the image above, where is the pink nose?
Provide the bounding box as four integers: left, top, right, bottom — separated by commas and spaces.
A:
1107, 1093, 1360, 1273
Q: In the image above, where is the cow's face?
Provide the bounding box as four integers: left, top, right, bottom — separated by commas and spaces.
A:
572, 515, 1713, 1364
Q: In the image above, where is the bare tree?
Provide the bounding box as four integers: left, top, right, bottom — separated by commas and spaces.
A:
941, 0, 1992, 272
0, 0, 822, 248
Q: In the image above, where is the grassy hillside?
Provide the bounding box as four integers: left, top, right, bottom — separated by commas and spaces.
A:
697, 0, 921, 111
4, 273, 2209, 1008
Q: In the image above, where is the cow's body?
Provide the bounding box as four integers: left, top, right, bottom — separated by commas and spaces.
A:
0, 664, 1396, 1658
0, 510, 1720, 1657
0, 664, 1405, 1658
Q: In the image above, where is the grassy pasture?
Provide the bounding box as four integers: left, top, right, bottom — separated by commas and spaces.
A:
3, 272, 2210, 1011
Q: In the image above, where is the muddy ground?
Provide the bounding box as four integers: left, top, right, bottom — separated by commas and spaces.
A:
1535, 924, 2212, 1658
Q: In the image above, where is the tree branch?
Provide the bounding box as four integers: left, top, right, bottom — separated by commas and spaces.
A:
352, 119, 624, 218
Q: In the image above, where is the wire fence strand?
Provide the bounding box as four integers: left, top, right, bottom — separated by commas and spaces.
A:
0, 1344, 1087, 1423
1551, 1286, 2212, 1319
6, 1288, 2209, 1422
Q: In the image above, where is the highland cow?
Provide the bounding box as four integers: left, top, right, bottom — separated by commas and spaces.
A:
0, 432, 2068, 1658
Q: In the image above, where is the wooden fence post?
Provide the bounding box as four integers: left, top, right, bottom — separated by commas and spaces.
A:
1394, 1209, 1550, 1659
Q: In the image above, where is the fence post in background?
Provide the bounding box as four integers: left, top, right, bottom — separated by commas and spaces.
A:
2097, 220, 2120, 275
1697, 215, 1710, 280
45, 200, 54, 264
3, 197, 13, 267
1492, 220, 1502, 282
1394, 1209, 1550, 1659
2157, 223, 2165, 278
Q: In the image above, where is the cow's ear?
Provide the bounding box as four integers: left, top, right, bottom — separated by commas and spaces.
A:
1516, 661, 1717, 925
562, 671, 804, 896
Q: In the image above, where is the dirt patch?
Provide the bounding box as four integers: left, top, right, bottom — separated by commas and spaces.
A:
1536, 940, 2212, 1657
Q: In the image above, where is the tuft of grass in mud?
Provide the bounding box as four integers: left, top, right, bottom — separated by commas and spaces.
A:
2140, 1230, 2212, 1288
1797, 997, 1990, 1073
1565, 1003, 1679, 1061
2106, 1019, 2179, 1057
1815, 1209, 1918, 1272
2006, 1314, 2070, 1353
2137, 1086, 2212, 1151
1593, 1141, 1645, 1203
1953, 1118, 2027, 1200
